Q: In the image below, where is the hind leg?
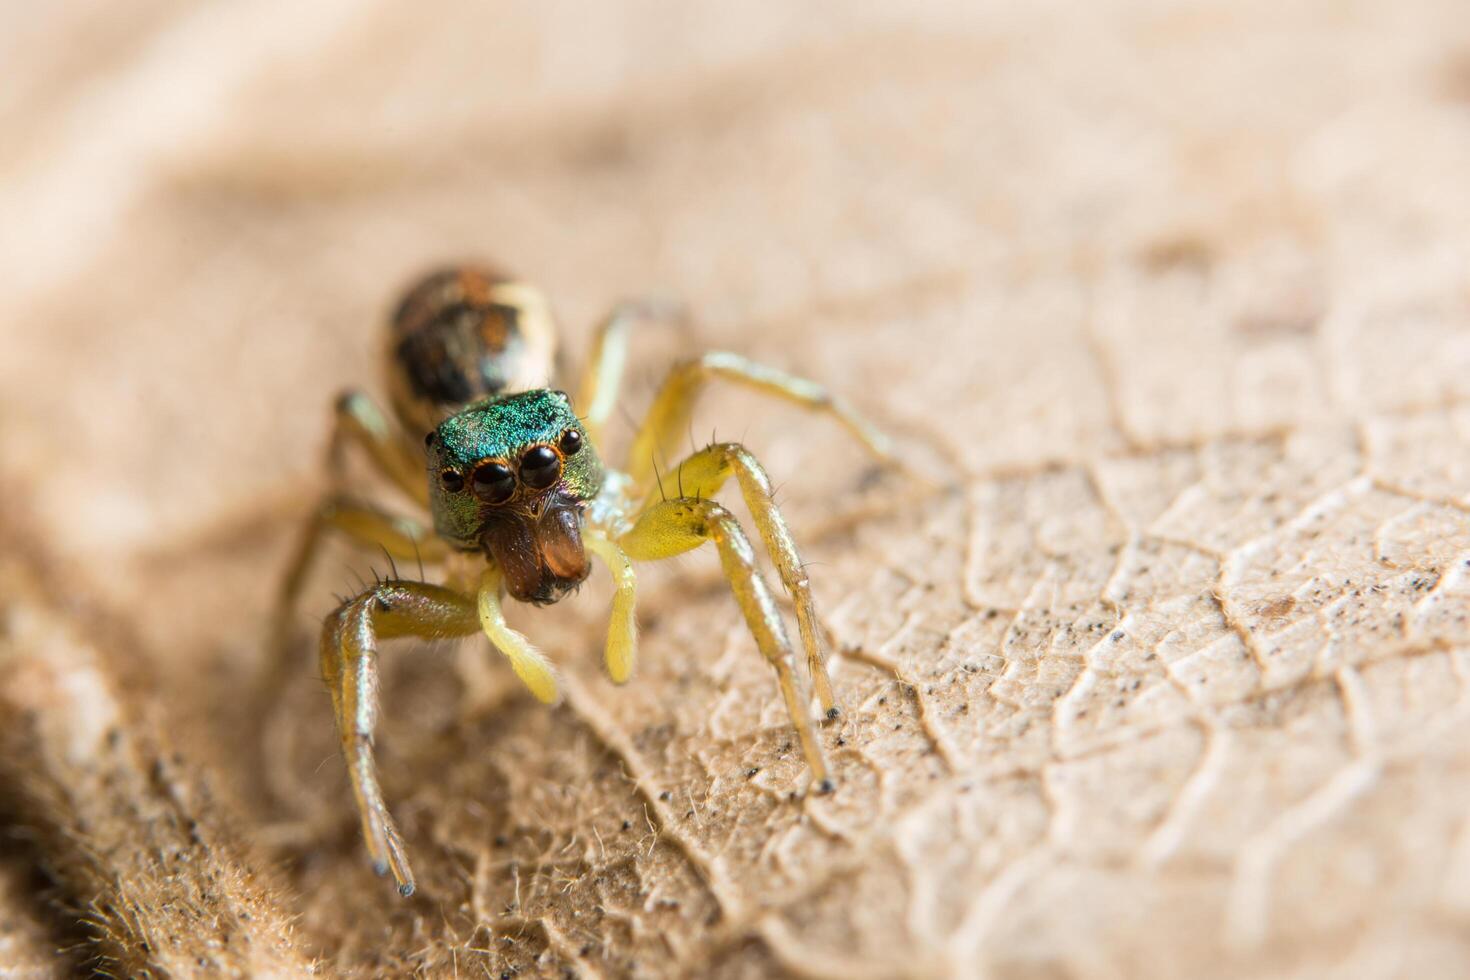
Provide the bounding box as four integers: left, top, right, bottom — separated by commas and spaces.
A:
574, 298, 691, 446
624, 351, 894, 491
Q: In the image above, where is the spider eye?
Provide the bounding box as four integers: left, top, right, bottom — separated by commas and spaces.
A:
471, 461, 516, 503
558, 428, 582, 457
519, 445, 562, 490
439, 469, 464, 492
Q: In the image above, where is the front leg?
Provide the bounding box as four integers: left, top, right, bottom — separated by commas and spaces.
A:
320, 580, 480, 896
619, 498, 833, 790
650, 442, 839, 717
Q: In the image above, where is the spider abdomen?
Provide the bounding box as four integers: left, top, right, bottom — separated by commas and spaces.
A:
386, 266, 557, 433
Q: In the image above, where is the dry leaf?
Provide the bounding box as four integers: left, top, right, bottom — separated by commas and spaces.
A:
4, 2, 1470, 977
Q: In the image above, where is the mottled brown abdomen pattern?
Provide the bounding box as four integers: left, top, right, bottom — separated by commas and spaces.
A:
385, 266, 557, 434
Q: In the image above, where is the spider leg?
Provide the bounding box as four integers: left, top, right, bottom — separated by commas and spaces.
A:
268, 390, 442, 685
646, 442, 839, 718
268, 495, 449, 695
623, 351, 895, 492
320, 580, 480, 896
583, 531, 638, 683
329, 389, 431, 506
574, 298, 690, 446
619, 498, 833, 790
476, 567, 561, 704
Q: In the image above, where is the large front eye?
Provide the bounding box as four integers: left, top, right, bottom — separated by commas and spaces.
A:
519, 445, 562, 490
471, 461, 516, 503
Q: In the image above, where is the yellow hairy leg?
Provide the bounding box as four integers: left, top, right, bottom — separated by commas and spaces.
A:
623, 351, 895, 492
268, 389, 441, 690
574, 298, 689, 447
652, 442, 839, 716
329, 390, 432, 506
277, 498, 448, 620
619, 498, 833, 789
268, 496, 448, 699
320, 580, 480, 896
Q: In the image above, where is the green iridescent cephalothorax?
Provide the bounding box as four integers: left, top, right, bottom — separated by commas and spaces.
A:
427, 390, 605, 547
426, 389, 605, 605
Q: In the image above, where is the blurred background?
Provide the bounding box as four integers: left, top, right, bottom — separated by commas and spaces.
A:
3, 1, 1470, 976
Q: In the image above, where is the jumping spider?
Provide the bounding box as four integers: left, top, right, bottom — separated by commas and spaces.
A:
271, 266, 892, 895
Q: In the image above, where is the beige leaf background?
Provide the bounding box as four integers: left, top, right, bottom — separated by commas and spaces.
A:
3, 1, 1470, 977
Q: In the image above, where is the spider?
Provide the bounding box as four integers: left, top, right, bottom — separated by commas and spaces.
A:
270, 266, 893, 896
